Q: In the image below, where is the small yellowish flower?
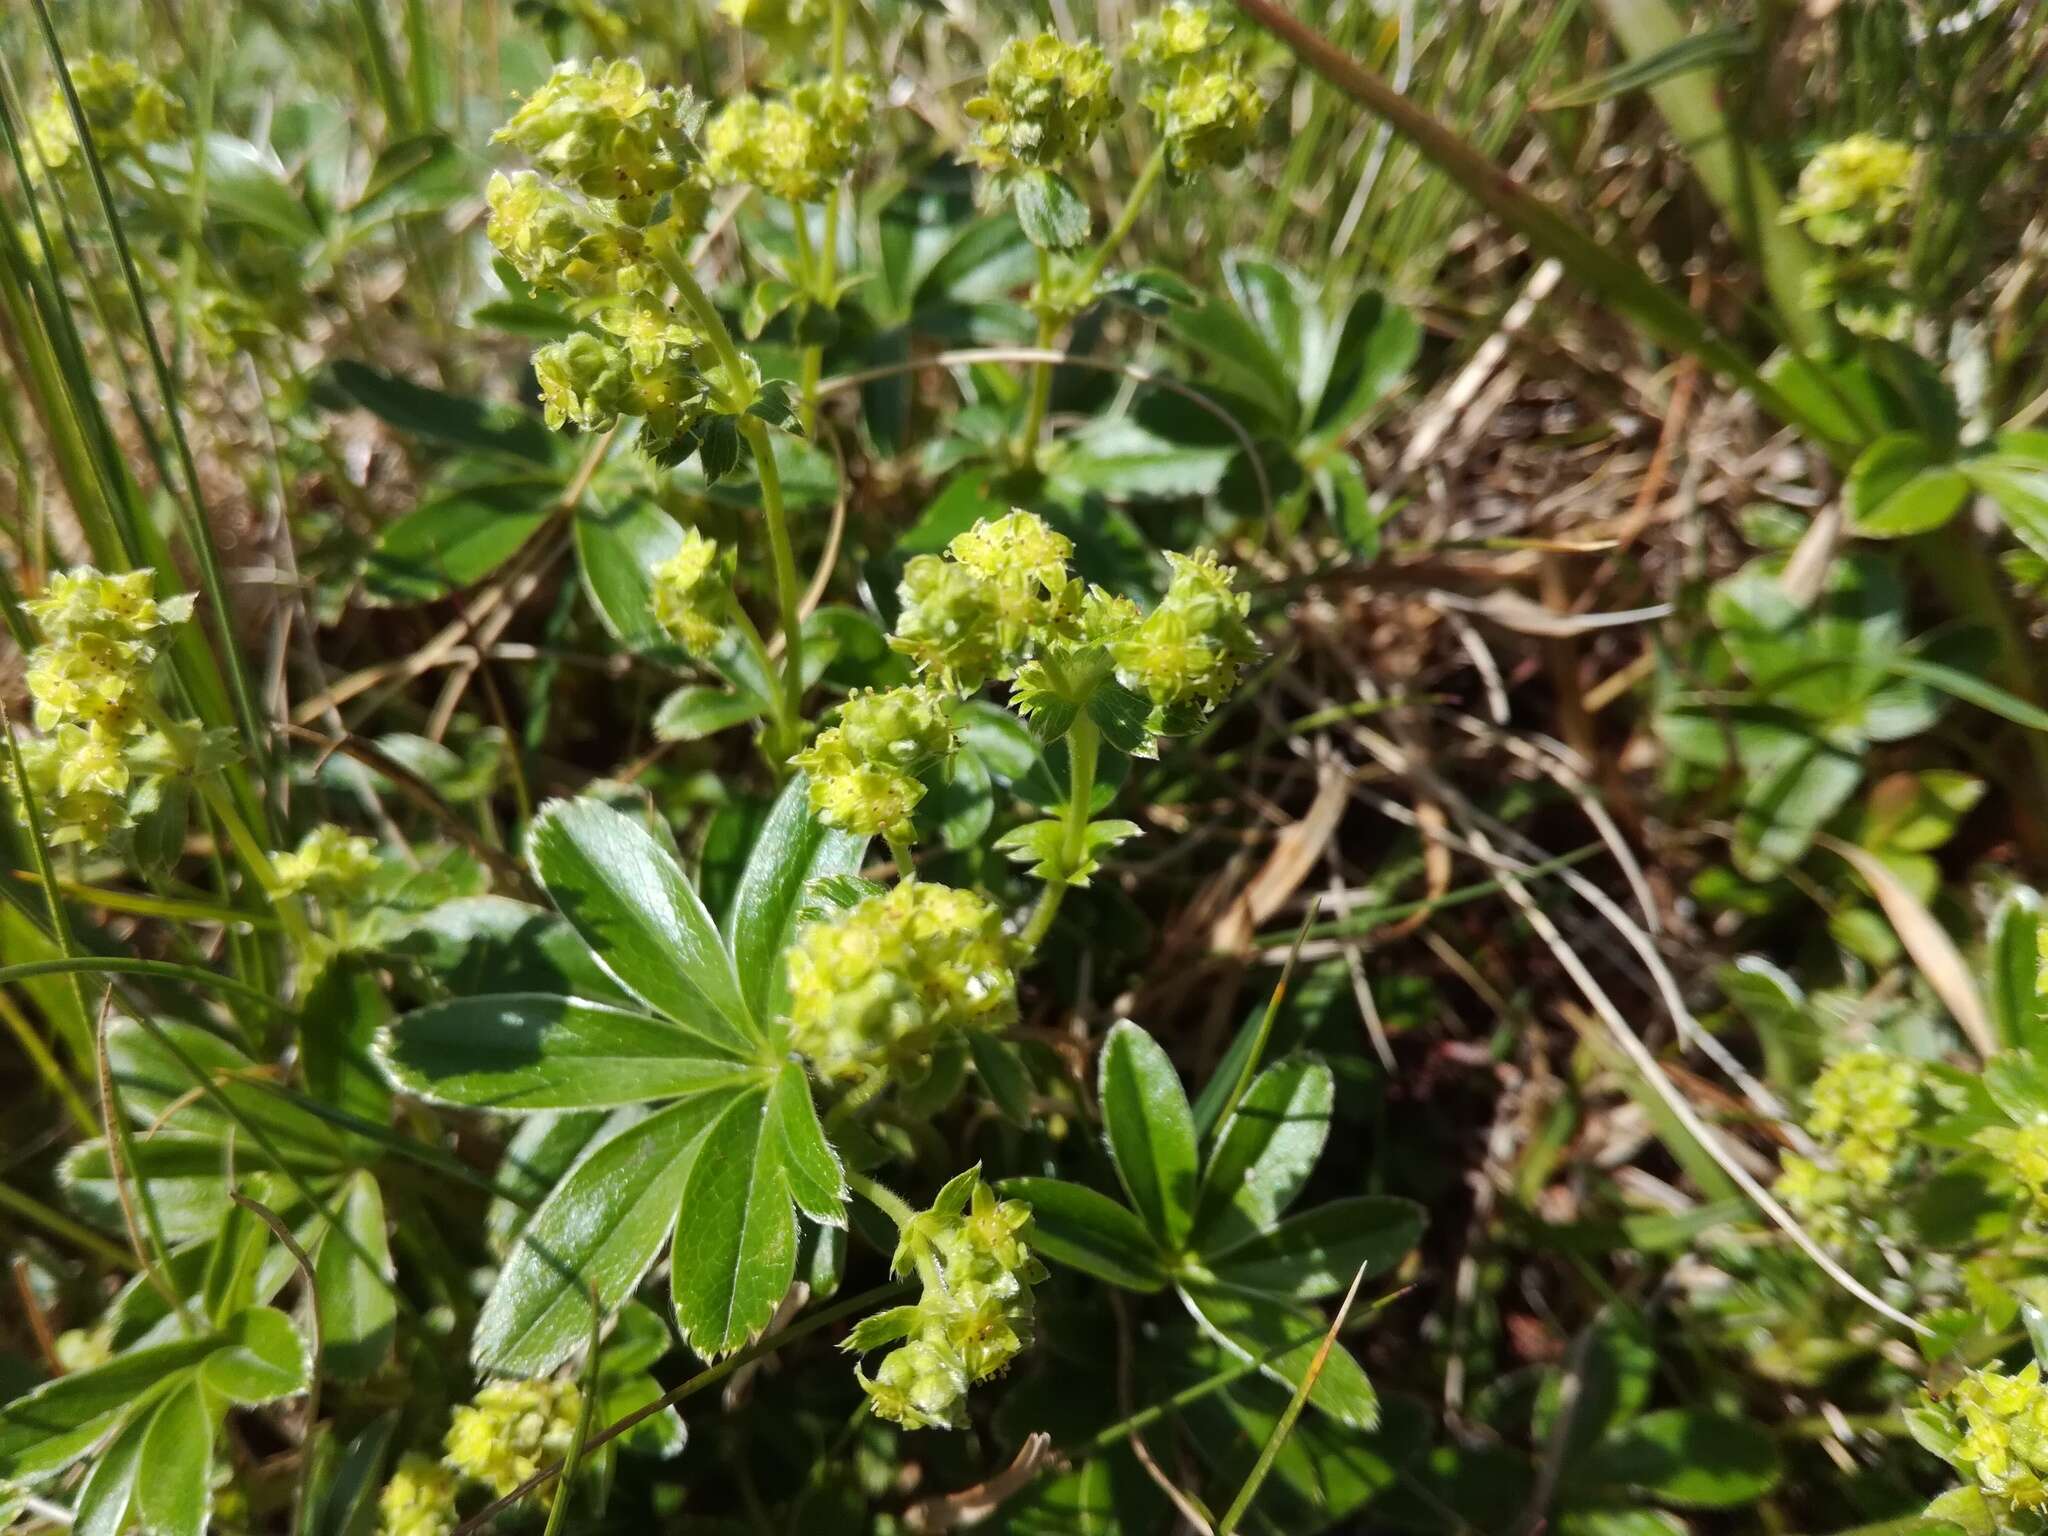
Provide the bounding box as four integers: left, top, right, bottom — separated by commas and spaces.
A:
1939, 1363, 2048, 1511
16, 728, 131, 851
1784, 133, 1917, 247
595, 297, 701, 373
848, 1170, 1044, 1430
493, 58, 697, 215
784, 881, 1018, 1082
1772, 1153, 1855, 1247
1975, 1121, 2048, 1220
534, 332, 638, 435
793, 686, 956, 841
1108, 548, 1258, 731
704, 76, 873, 204
965, 33, 1114, 173
1803, 250, 1912, 341
1805, 1049, 1918, 1192
52, 1324, 112, 1374
891, 556, 1008, 692
444, 1378, 582, 1505
378, 1452, 460, 1536
274, 825, 380, 901
30, 53, 182, 176
1125, 4, 1234, 71
890, 512, 1080, 692
1150, 58, 1264, 177
650, 530, 735, 655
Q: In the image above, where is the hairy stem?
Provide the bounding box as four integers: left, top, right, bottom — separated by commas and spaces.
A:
740, 415, 807, 766
1021, 715, 1100, 950
845, 1169, 918, 1230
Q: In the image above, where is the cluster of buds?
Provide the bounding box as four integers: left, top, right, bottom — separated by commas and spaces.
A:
706, 76, 874, 204
793, 685, 955, 843
1124, 5, 1266, 178
1974, 1121, 2048, 1224
488, 60, 741, 463
1932, 1363, 2048, 1513
30, 52, 182, 177
783, 879, 1017, 1083
441, 1377, 582, 1508
1784, 134, 1919, 340
16, 567, 195, 850
844, 1168, 1045, 1429
377, 1452, 460, 1536
1773, 1049, 1920, 1243
965, 33, 1114, 173
273, 824, 380, 903
649, 529, 737, 655
891, 510, 1256, 742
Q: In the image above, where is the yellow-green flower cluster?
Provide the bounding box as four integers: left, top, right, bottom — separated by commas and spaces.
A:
1939, 1363, 2048, 1512
784, 880, 1017, 1082
488, 59, 727, 462
17, 567, 193, 849
1785, 134, 1917, 247
965, 33, 1114, 173
1805, 1049, 1919, 1189
443, 1378, 582, 1507
377, 1453, 460, 1536
649, 529, 736, 655
1784, 134, 1918, 340
793, 686, 956, 842
1106, 549, 1259, 732
705, 76, 873, 204
846, 1170, 1046, 1430
493, 58, 698, 217
1974, 1122, 2048, 1223
274, 824, 380, 902
1124, 7, 1264, 178
30, 53, 182, 177
891, 511, 1079, 691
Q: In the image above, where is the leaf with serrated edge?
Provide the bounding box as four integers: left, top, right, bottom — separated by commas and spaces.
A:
670, 1089, 797, 1358
1098, 1021, 1200, 1249
1195, 1055, 1334, 1250
724, 774, 868, 1025
1179, 1284, 1379, 1430
766, 1060, 845, 1226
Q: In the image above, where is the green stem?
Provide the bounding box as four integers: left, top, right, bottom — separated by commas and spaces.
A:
658, 245, 752, 397
1020, 715, 1099, 951
0, 1173, 134, 1269
844, 1169, 918, 1230
740, 415, 806, 765
1017, 249, 1060, 466
193, 776, 314, 956
885, 832, 916, 879
1067, 145, 1168, 300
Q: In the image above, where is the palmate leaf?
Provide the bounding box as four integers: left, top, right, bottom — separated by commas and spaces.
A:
671, 1087, 798, 1359
723, 774, 868, 1025
377, 994, 754, 1110
1098, 1021, 1201, 1249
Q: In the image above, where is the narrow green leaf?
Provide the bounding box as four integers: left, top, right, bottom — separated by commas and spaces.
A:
1578, 1408, 1781, 1509
1195, 1055, 1334, 1250
1098, 1021, 1201, 1249
378, 994, 753, 1110
323, 360, 556, 463
766, 1061, 846, 1226
670, 1088, 797, 1358
72, 1405, 148, 1536
1178, 1285, 1379, 1430
1203, 1197, 1424, 1299
1879, 655, 2048, 733
313, 1172, 397, 1381
0, 1336, 216, 1479
1847, 433, 1969, 538
136, 1381, 213, 1536
654, 686, 765, 744
1989, 889, 2048, 1054
363, 479, 556, 607
999, 1177, 1170, 1292
723, 774, 868, 1024
476, 1095, 734, 1376
529, 798, 757, 1051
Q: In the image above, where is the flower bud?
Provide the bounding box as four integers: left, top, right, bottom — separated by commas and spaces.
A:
890, 556, 1007, 692
793, 686, 955, 841
1109, 548, 1257, 730
835, 685, 956, 769
30, 53, 182, 176
705, 76, 873, 204
650, 529, 736, 655
443, 1378, 582, 1505
534, 332, 638, 434
378, 1452, 459, 1536
1151, 59, 1264, 177
493, 59, 697, 212
965, 33, 1114, 172
1784, 133, 1917, 248
784, 880, 1018, 1082
1125, 3, 1234, 70
485, 171, 595, 292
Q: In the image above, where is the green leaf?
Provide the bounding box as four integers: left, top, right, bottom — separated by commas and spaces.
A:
379, 994, 752, 1110
322, 360, 556, 464
1533, 25, 1751, 109
1178, 1285, 1379, 1430
1731, 731, 1862, 881
1009, 169, 1091, 249
1968, 441, 2048, 559
1990, 889, 2048, 1054
202, 1306, 311, 1403
574, 496, 687, 655
313, 1415, 401, 1536
476, 1095, 735, 1375
182, 133, 320, 244
1878, 654, 2048, 733
724, 774, 869, 1025
670, 1088, 797, 1358
956, 701, 1041, 782
136, 1382, 213, 1536
312, 1172, 397, 1381
1847, 433, 1970, 538
1204, 1197, 1424, 1299
529, 797, 758, 1051
72, 1406, 148, 1536
299, 963, 393, 1136
1985, 1052, 2048, 1126
967, 1032, 1034, 1125
0, 1336, 218, 1479
1098, 1021, 1201, 1249
999, 1178, 1170, 1292
363, 479, 556, 607
1321, 456, 1379, 559
107, 1017, 345, 1166
1313, 288, 1420, 435
62, 1137, 234, 1241
1195, 1054, 1334, 1251
653, 686, 765, 743
1577, 1408, 1781, 1509
766, 1060, 846, 1226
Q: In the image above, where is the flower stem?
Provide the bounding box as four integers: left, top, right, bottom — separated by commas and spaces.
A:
845, 1169, 918, 1230
740, 415, 807, 765
1067, 145, 1168, 301
1020, 714, 1099, 951
659, 244, 753, 403
886, 831, 917, 880
194, 776, 314, 956
1017, 247, 1060, 466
